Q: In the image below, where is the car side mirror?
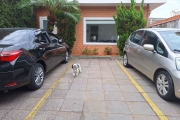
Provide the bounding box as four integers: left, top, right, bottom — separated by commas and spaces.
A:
143, 44, 154, 51
59, 39, 63, 43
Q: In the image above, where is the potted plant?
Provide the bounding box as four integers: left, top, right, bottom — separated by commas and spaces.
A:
92, 47, 98, 55
104, 46, 112, 55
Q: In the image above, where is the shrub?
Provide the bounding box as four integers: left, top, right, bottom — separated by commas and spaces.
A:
104, 46, 112, 55
92, 47, 98, 55
113, 0, 147, 56
82, 47, 99, 55
82, 47, 92, 55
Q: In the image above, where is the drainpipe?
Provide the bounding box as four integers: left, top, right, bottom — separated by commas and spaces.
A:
147, 4, 150, 27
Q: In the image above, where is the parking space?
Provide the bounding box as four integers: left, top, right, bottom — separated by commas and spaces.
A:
0, 57, 180, 120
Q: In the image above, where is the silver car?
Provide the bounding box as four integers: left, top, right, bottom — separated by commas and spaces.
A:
123, 28, 180, 101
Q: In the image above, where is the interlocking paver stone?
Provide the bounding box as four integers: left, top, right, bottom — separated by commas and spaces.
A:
132, 115, 159, 120
70, 83, 87, 90
49, 90, 68, 99
119, 85, 139, 92
2, 110, 29, 120
127, 102, 156, 115
106, 101, 131, 114
108, 114, 133, 120
85, 91, 104, 100
65, 90, 85, 99
56, 82, 71, 90
86, 84, 103, 91
55, 112, 82, 120
84, 100, 106, 113
102, 80, 117, 84
83, 113, 108, 120
88, 79, 102, 84
103, 84, 120, 91
60, 99, 84, 112
104, 91, 124, 101
40, 99, 64, 111
122, 92, 145, 102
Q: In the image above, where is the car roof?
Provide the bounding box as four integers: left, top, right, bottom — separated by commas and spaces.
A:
138, 28, 180, 32
0, 28, 50, 35
0, 28, 38, 30
0, 28, 47, 32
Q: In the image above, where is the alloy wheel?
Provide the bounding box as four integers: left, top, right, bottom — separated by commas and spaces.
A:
65, 51, 69, 62
156, 74, 169, 96
123, 54, 128, 66
34, 67, 44, 86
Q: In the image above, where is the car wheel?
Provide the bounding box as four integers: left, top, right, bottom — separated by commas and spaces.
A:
123, 53, 130, 67
155, 70, 175, 101
63, 50, 69, 63
27, 63, 44, 90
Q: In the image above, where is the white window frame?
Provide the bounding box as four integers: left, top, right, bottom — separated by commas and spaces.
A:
39, 16, 57, 34
83, 17, 117, 45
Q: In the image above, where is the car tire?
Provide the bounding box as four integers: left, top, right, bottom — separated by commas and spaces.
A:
155, 70, 175, 101
123, 53, 130, 67
27, 63, 45, 90
63, 49, 69, 63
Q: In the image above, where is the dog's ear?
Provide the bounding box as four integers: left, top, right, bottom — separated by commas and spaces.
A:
72, 64, 73, 69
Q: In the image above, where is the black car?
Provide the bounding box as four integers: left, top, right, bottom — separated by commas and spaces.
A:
0, 28, 69, 91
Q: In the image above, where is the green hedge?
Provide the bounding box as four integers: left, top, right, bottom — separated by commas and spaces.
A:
0, 0, 36, 28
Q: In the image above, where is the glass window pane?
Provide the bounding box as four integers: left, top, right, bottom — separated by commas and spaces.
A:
131, 30, 143, 44
86, 21, 117, 43
43, 20, 47, 30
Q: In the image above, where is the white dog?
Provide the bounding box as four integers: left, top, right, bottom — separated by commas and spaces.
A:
72, 63, 81, 77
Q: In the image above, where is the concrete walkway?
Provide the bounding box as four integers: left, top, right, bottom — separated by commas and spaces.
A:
32, 58, 161, 120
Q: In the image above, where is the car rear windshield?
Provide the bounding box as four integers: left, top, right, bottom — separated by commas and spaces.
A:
0, 29, 28, 44
158, 31, 180, 51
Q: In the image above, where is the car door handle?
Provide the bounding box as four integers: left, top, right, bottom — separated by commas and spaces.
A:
137, 49, 141, 53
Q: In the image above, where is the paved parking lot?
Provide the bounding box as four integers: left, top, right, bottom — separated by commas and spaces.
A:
0, 57, 180, 120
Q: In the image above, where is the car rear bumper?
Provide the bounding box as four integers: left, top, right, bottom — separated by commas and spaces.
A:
0, 68, 30, 91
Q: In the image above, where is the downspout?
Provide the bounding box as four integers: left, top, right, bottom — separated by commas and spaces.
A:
146, 4, 150, 27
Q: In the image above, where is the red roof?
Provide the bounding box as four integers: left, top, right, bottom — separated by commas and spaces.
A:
151, 15, 180, 26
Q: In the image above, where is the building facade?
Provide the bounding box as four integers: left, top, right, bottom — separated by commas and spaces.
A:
35, 0, 165, 56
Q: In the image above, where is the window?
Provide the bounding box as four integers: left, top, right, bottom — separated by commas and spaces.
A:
142, 31, 167, 57
156, 41, 165, 55
130, 30, 144, 44
48, 33, 59, 42
35, 33, 49, 43
84, 18, 118, 45
39, 16, 57, 34
141, 31, 158, 45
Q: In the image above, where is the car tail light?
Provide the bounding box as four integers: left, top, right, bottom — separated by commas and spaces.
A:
0, 50, 22, 62
5, 82, 17, 87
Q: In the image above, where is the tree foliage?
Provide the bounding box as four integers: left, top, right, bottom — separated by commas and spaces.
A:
56, 11, 77, 53
20, 0, 80, 32
113, 0, 147, 55
0, 0, 36, 28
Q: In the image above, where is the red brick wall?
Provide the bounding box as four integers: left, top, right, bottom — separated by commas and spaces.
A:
34, 7, 49, 29
35, 6, 149, 56
72, 6, 118, 56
